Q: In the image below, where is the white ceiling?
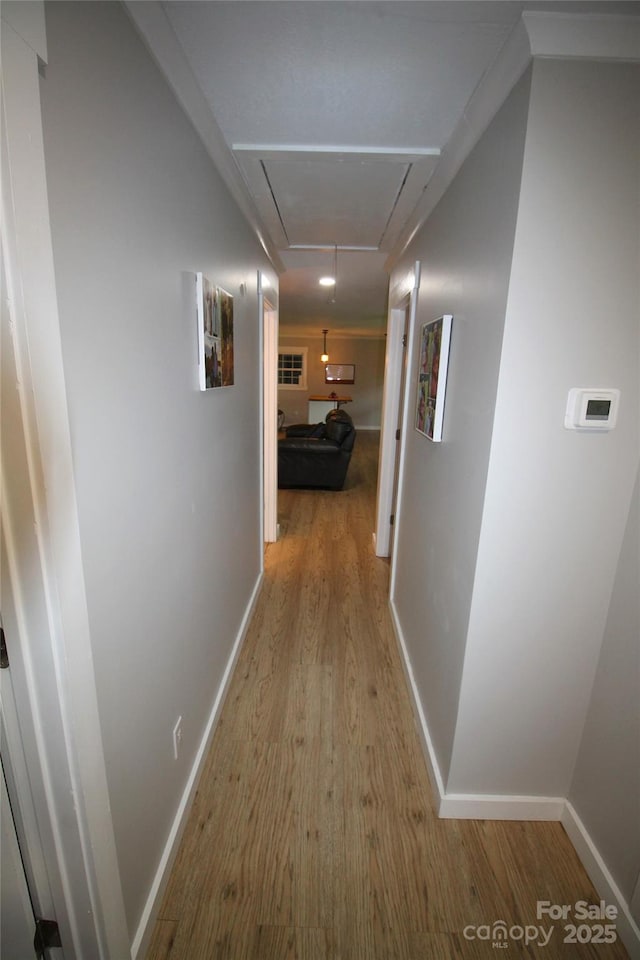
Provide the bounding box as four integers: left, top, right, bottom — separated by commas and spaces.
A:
130, 1, 640, 336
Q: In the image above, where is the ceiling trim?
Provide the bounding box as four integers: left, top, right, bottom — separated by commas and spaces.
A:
233, 144, 441, 159
288, 244, 379, 252
523, 11, 640, 61
123, 0, 284, 272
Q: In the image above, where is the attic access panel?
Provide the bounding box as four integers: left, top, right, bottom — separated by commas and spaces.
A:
263, 157, 406, 248
232, 147, 440, 251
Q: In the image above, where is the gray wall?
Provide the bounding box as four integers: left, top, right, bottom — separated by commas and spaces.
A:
392, 52, 639, 914
391, 69, 532, 779
448, 59, 640, 797
40, 1, 271, 938
569, 465, 640, 904
278, 334, 386, 427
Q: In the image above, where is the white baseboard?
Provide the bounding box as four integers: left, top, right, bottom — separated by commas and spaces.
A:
354, 424, 381, 431
439, 793, 565, 820
389, 597, 640, 958
131, 572, 264, 960
389, 599, 447, 802
390, 598, 564, 821
562, 802, 640, 960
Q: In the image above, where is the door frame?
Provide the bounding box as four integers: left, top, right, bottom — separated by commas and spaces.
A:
1, 757, 37, 959
1, 7, 129, 957
387, 297, 411, 560
374, 261, 421, 560
259, 271, 279, 545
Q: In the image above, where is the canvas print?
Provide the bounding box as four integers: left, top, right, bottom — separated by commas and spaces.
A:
415, 315, 452, 442
217, 287, 234, 387
196, 274, 234, 390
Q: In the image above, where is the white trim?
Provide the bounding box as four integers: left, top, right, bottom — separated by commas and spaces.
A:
131, 571, 264, 960
374, 306, 407, 557
391, 595, 565, 822
278, 345, 308, 390
260, 270, 279, 544
523, 11, 640, 62
233, 144, 440, 158
2, 13, 129, 957
562, 802, 640, 960
375, 263, 421, 558
633, 875, 640, 928
389, 594, 640, 958
387, 266, 421, 574
289, 244, 379, 252
440, 794, 565, 821
389, 598, 446, 804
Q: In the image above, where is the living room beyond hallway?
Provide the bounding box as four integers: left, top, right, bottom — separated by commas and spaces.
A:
145, 432, 628, 960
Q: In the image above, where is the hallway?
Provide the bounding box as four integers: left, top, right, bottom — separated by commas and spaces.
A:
145, 434, 628, 960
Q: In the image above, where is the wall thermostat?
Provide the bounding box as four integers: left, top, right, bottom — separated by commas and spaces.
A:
565, 388, 620, 431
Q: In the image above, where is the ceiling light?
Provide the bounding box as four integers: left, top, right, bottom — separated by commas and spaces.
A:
321, 328, 329, 363
319, 277, 335, 287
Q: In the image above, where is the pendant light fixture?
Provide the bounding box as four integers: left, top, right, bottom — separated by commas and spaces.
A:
321, 329, 329, 364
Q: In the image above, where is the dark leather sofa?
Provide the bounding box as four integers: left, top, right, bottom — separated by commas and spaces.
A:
278, 409, 356, 490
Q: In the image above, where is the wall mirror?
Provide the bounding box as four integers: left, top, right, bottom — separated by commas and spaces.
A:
325, 363, 355, 385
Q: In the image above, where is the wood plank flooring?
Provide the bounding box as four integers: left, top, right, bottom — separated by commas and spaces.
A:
145, 433, 629, 960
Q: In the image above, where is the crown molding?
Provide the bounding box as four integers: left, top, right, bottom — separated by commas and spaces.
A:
523, 11, 640, 61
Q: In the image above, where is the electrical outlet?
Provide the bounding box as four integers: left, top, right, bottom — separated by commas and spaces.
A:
172, 716, 183, 760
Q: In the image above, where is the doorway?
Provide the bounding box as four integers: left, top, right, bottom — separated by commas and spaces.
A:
388, 302, 411, 559
374, 262, 421, 561
260, 272, 279, 545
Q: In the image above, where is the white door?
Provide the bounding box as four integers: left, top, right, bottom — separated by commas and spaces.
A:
1, 758, 37, 960
260, 272, 279, 544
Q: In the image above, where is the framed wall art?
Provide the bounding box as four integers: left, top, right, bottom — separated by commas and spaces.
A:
415, 314, 452, 442
196, 273, 234, 390
325, 363, 355, 385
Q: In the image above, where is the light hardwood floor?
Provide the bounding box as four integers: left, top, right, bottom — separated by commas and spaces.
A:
146, 433, 628, 959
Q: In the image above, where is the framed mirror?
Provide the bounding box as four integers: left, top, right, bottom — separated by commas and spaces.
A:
325, 363, 355, 385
